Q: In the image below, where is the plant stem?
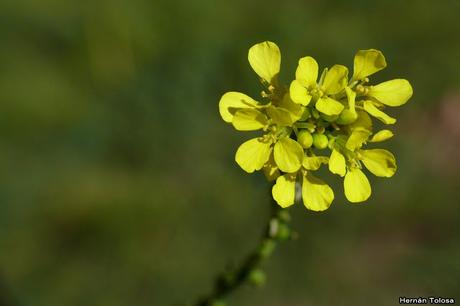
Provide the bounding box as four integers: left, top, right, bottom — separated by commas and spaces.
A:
192, 188, 292, 306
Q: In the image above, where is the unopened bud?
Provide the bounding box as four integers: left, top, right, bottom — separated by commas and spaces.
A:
297, 130, 313, 148
249, 269, 266, 287
312, 133, 328, 149
336, 109, 358, 125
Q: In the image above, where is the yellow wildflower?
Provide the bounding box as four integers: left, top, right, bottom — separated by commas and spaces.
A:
350, 49, 413, 125
328, 128, 397, 203
219, 42, 412, 212
219, 42, 305, 176
290, 57, 347, 117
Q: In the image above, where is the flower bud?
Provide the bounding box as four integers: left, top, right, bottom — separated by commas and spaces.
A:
276, 223, 291, 240
336, 109, 358, 125
297, 130, 313, 148
313, 133, 328, 149
249, 269, 266, 287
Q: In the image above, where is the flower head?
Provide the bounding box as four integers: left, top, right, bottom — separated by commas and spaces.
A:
219, 42, 413, 212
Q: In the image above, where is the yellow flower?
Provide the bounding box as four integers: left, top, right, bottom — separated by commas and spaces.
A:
232, 110, 304, 174
272, 155, 334, 211
290, 57, 348, 117
219, 42, 412, 212
219, 42, 305, 175
350, 49, 413, 125
328, 128, 397, 203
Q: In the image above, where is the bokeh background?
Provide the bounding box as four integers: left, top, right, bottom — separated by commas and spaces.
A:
1, 0, 459, 305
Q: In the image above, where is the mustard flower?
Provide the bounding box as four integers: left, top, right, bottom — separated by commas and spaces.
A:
218, 42, 413, 212
290, 57, 348, 117
350, 49, 413, 125
219, 42, 305, 176
328, 127, 397, 202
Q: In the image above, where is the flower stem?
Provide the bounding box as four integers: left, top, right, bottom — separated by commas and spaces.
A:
191, 187, 292, 306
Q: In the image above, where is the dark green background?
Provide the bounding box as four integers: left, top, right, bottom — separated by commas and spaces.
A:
1, 0, 459, 305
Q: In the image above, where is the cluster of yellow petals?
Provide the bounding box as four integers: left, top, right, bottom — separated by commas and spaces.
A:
219, 41, 413, 211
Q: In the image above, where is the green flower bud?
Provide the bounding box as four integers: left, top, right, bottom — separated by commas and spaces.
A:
277, 210, 291, 222
297, 130, 313, 148
259, 239, 276, 258
313, 133, 328, 149
249, 269, 266, 287
336, 109, 358, 125
276, 223, 291, 240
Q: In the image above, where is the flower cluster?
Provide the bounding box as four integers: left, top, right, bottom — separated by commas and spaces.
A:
219, 41, 413, 211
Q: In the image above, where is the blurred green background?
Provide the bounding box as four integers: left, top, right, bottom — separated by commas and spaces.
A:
1, 0, 459, 305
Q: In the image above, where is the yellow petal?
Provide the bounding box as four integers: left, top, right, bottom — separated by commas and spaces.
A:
360, 149, 397, 177
345, 86, 356, 111
302, 173, 334, 211
352, 49, 386, 81
263, 152, 280, 181
295, 56, 318, 88
348, 110, 373, 132
344, 168, 371, 203
370, 130, 394, 142
367, 79, 413, 106
336, 87, 358, 125
272, 174, 297, 208
266, 106, 295, 126
363, 101, 396, 124
232, 108, 268, 131
329, 149, 346, 177
219, 92, 258, 123
315, 97, 345, 116
274, 137, 304, 173
289, 80, 312, 106
346, 128, 371, 151
248, 41, 281, 84
321, 64, 348, 95
302, 156, 329, 170
235, 138, 272, 173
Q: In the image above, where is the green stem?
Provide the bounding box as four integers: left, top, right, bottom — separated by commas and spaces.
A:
191, 187, 292, 306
